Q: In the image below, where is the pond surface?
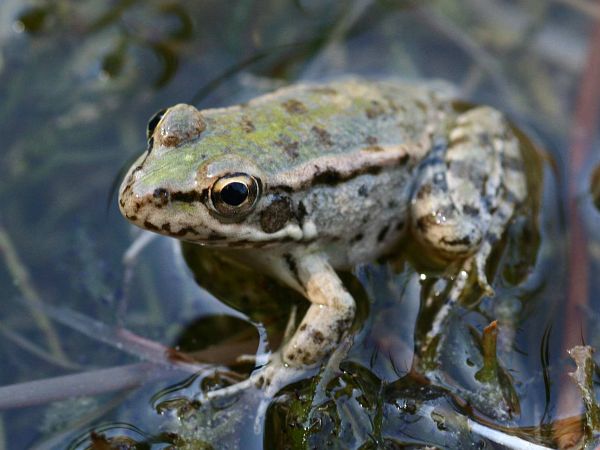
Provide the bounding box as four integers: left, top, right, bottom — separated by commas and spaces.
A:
1, 0, 600, 449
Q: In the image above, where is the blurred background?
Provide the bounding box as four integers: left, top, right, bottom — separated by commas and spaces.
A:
1, 0, 600, 448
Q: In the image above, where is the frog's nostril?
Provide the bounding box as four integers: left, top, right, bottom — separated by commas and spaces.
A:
154, 104, 206, 148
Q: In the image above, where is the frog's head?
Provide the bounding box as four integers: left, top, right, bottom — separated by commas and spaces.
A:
118, 104, 301, 246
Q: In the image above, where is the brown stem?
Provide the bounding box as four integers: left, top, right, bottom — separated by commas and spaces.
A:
555, 2, 600, 447
0, 363, 182, 410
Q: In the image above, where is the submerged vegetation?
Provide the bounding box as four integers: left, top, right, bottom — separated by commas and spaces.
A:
1, 0, 600, 448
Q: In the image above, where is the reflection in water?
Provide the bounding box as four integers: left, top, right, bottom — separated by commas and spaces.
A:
0, 0, 596, 448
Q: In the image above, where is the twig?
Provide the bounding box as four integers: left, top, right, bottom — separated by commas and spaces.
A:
0, 221, 67, 362
555, 2, 600, 447
0, 302, 264, 410
409, 403, 553, 449
0, 363, 187, 410
13, 290, 262, 360
24, 300, 215, 373
467, 417, 553, 450
0, 323, 81, 371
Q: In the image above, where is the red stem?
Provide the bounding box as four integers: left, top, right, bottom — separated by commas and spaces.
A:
555, 3, 600, 446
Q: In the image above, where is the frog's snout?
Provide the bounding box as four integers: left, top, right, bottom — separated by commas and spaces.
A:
152, 104, 207, 149
118, 178, 208, 240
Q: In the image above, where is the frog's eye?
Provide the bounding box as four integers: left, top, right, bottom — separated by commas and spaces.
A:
146, 108, 167, 150
210, 173, 261, 218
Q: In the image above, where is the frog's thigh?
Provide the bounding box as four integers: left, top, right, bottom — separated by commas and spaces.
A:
411, 106, 515, 258
282, 253, 355, 367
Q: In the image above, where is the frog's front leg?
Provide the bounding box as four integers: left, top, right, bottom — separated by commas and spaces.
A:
280, 252, 356, 367
410, 107, 526, 327
243, 251, 354, 396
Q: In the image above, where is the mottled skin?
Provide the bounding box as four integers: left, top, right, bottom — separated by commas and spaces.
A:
119, 78, 526, 384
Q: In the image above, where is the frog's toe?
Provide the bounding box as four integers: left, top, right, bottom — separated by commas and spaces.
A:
477, 275, 495, 298
250, 359, 305, 396
236, 354, 258, 364
472, 249, 495, 297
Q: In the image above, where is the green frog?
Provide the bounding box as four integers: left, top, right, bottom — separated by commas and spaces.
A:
118, 78, 527, 386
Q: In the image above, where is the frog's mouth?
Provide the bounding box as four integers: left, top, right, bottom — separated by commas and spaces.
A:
118, 177, 305, 247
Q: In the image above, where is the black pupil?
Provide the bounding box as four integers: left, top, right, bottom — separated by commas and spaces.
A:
220, 182, 249, 206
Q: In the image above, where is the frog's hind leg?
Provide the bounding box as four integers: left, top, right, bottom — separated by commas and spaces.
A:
411, 107, 527, 340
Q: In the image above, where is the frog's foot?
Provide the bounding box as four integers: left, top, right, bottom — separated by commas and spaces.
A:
250, 352, 318, 433
251, 353, 308, 396
204, 350, 309, 401
424, 241, 496, 347
203, 351, 311, 434
473, 240, 495, 298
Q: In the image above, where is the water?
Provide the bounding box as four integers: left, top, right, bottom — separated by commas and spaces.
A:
0, 1, 598, 448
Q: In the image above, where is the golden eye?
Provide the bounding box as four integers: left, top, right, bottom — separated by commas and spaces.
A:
210, 173, 260, 218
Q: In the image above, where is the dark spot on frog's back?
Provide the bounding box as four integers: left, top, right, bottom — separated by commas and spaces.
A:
241, 115, 255, 133
377, 225, 390, 243
351, 233, 363, 243
311, 125, 333, 147
310, 87, 338, 96
281, 99, 308, 114
364, 145, 384, 152
501, 154, 524, 172
478, 132, 492, 147
365, 100, 385, 119
274, 137, 300, 159
462, 204, 480, 217
260, 196, 294, 233
312, 168, 342, 185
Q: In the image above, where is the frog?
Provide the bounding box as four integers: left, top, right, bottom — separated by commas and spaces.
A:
118, 78, 527, 388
